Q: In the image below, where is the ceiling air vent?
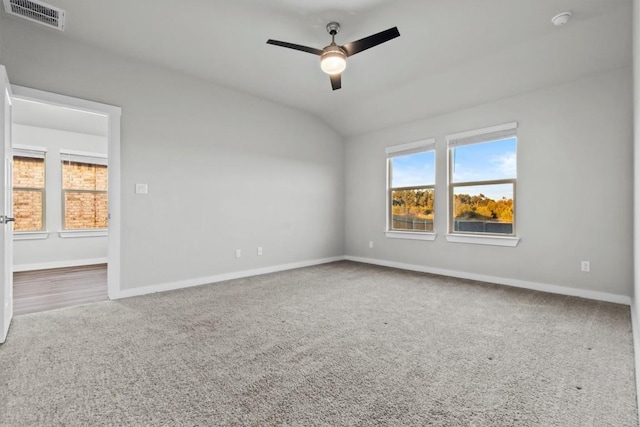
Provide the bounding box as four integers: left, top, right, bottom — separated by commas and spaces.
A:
3, 0, 65, 31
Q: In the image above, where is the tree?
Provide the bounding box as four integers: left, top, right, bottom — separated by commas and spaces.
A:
454, 193, 513, 222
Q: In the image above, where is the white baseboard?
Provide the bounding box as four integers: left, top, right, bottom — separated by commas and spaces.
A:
345, 256, 631, 305
111, 254, 631, 305
111, 256, 346, 300
13, 258, 108, 272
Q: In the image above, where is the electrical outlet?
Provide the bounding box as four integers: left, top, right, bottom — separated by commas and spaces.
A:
369, 241, 374, 248
257, 247, 263, 256
581, 261, 590, 272
235, 249, 241, 258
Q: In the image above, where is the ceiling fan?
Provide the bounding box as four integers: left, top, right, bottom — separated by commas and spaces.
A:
267, 22, 400, 91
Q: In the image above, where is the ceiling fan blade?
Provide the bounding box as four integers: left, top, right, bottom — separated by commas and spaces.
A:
330, 74, 342, 91
341, 27, 400, 57
266, 39, 323, 56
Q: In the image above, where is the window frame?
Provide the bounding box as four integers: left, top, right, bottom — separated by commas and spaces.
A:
12, 145, 47, 235
385, 138, 437, 241
445, 122, 520, 247
60, 150, 108, 233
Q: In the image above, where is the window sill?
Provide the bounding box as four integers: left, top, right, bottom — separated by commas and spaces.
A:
385, 231, 437, 241
445, 234, 520, 247
59, 229, 108, 238
14, 231, 50, 241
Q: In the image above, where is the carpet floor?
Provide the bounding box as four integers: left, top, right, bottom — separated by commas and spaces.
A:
0, 261, 637, 426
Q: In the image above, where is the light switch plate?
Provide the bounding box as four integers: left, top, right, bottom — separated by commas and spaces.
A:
135, 183, 148, 194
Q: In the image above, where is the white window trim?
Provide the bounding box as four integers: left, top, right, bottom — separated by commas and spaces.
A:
386, 138, 437, 240
385, 231, 437, 241
445, 234, 520, 247
446, 122, 517, 147
59, 229, 108, 238
13, 231, 50, 241
386, 138, 436, 156
60, 149, 107, 165
446, 122, 518, 245
14, 144, 48, 157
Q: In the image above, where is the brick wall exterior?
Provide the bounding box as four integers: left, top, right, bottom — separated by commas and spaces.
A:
62, 161, 108, 191
13, 190, 43, 231
12, 158, 109, 231
63, 192, 107, 229
63, 162, 108, 229
13, 157, 45, 231
14, 156, 45, 187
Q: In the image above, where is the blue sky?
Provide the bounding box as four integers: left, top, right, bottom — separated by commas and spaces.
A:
452, 138, 516, 182
392, 151, 435, 187
392, 137, 516, 200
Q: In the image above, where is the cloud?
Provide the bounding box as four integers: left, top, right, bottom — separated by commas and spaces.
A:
393, 163, 434, 187
490, 152, 516, 178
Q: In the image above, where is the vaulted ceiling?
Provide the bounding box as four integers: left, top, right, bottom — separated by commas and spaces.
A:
1, 0, 632, 137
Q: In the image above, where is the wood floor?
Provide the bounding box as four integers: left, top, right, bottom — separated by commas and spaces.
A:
13, 264, 108, 316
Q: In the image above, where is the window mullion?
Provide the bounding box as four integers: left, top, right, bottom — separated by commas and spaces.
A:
451, 178, 515, 187
390, 184, 434, 191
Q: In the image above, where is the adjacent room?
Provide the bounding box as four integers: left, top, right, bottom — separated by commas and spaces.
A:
11, 98, 109, 315
0, 0, 639, 425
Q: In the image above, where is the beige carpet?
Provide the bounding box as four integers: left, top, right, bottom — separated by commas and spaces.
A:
0, 261, 637, 426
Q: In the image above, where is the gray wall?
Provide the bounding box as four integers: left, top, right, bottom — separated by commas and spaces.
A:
0, 15, 633, 298
0, 18, 345, 290
345, 67, 633, 297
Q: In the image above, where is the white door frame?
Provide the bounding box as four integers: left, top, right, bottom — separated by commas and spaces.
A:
11, 86, 121, 300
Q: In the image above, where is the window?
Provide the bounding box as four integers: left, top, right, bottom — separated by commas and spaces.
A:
447, 122, 517, 241
61, 152, 108, 230
12, 148, 46, 232
386, 139, 436, 240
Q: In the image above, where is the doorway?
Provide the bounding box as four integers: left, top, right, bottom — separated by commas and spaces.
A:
10, 86, 121, 312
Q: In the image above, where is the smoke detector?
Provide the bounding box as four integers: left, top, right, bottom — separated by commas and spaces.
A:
551, 12, 572, 26
3, 0, 65, 31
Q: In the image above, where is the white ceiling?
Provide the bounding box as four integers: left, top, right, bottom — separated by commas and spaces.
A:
2, 0, 632, 137
12, 98, 108, 137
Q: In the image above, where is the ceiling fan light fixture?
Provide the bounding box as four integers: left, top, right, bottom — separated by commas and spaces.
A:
320, 47, 347, 75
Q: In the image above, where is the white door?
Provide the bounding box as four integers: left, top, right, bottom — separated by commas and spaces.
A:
0, 66, 13, 344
